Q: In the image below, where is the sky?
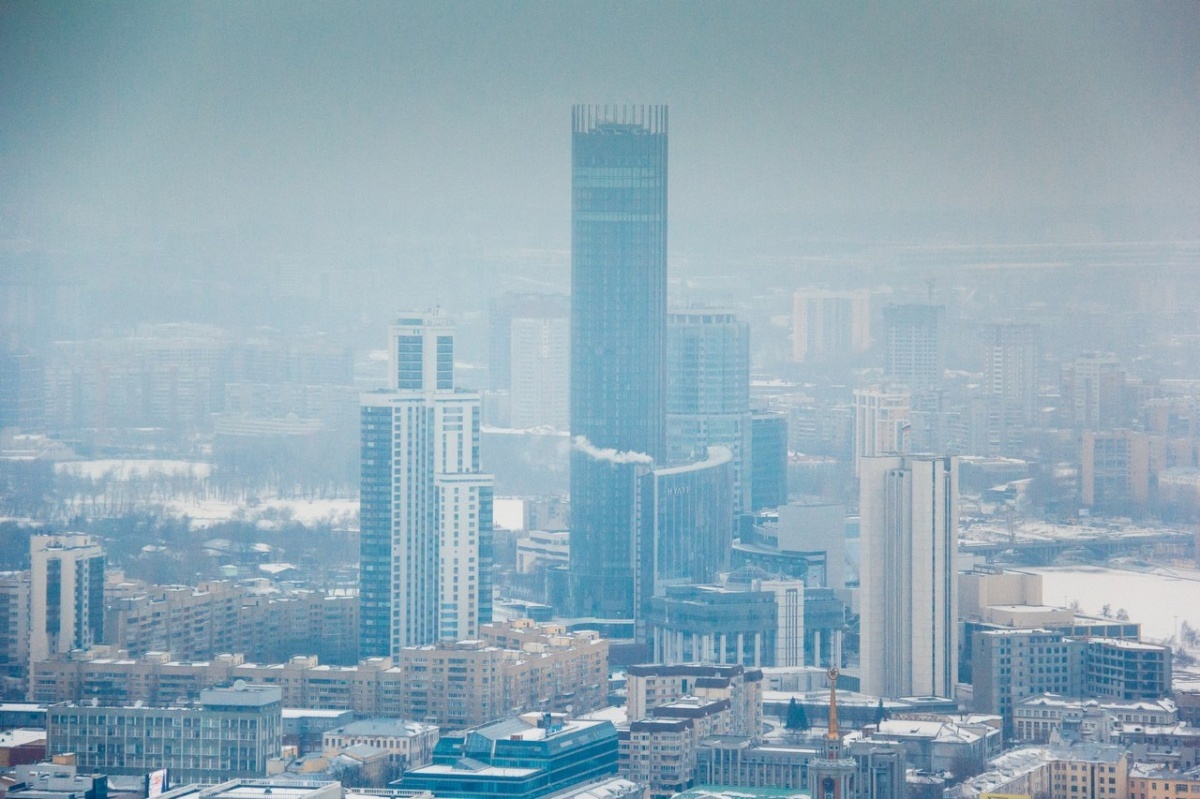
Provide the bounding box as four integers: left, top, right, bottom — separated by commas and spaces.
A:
1, 1, 1198, 272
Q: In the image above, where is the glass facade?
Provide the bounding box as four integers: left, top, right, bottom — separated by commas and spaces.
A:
569, 104, 668, 619
636, 447, 734, 620
666, 310, 751, 512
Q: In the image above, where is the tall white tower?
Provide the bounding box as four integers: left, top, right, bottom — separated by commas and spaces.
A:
29, 534, 105, 669
360, 312, 493, 657
859, 455, 958, 698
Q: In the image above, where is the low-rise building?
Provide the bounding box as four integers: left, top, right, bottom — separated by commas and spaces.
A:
853, 714, 1003, 775
0, 729, 46, 767
695, 735, 816, 789
1015, 696, 1177, 744
1128, 764, 1200, 799
322, 718, 438, 770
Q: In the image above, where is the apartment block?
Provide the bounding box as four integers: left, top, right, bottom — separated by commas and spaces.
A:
32, 620, 606, 732
626, 663, 763, 737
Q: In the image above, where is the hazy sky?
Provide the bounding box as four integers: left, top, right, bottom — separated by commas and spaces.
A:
2, 1, 1198, 265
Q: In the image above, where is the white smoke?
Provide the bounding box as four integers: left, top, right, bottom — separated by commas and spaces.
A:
573, 436, 654, 465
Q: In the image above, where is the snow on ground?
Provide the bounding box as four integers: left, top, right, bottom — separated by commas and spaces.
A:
56, 459, 213, 480
161, 497, 358, 529
1028, 564, 1200, 642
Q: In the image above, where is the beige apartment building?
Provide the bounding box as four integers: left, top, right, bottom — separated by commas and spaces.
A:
31, 620, 607, 731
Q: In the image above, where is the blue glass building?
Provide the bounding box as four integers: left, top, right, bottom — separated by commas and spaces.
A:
569, 104, 668, 619
399, 714, 618, 799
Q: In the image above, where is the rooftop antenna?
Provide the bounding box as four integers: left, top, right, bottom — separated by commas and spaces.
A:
926, 277, 936, 305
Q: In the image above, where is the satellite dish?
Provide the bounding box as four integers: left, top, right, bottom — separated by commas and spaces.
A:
233, 679, 247, 691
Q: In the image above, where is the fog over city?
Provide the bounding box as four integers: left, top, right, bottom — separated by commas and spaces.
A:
2, 3, 1200, 794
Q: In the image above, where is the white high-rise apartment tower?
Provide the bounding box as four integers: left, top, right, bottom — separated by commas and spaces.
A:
852, 386, 911, 477
29, 534, 105, 670
359, 312, 494, 657
859, 455, 958, 698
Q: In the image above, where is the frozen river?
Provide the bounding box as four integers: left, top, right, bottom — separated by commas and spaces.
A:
1027, 564, 1200, 643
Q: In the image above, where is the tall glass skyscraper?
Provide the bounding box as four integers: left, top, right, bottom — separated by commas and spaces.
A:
569, 105, 668, 618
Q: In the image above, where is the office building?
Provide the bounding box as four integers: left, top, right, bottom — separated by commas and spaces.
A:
29, 535, 104, 672
695, 735, 817, 789
971, 629, 1073, 734
667, 309, 752, 512
883, 305, 944, 391
570, 104, 668, 619
859, 456, 958, 698
360, 312, 493, 656
750, 411, 788, 511
646, 585, 776, 668
635, 446, 734, 621
852, 388, 911, 476
792, 289, 871, 364
400, 712, 618, 799
46, 683, 283, 783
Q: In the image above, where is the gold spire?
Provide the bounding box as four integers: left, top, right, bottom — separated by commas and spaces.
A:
826, 666, 840, 744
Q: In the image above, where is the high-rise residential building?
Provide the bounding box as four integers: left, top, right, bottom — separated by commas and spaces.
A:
792, 289, 871, 364
883, 304, 944, 392
359, 312, 493, 657
750, 411, 788, 511
982, 323, 1041, 451
29, 535, 104, 672
852, 387, 911, 476
510, 312, 569, 430
0, 571, 30, 697
1063, 353, 1127, 431
569, 104, 668, 619
859, 455, 958, 698
667, 309, 752, 512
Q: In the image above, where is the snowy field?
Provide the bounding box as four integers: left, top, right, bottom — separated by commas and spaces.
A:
161, 496, 359, 528
1028, 564, 1200, 643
